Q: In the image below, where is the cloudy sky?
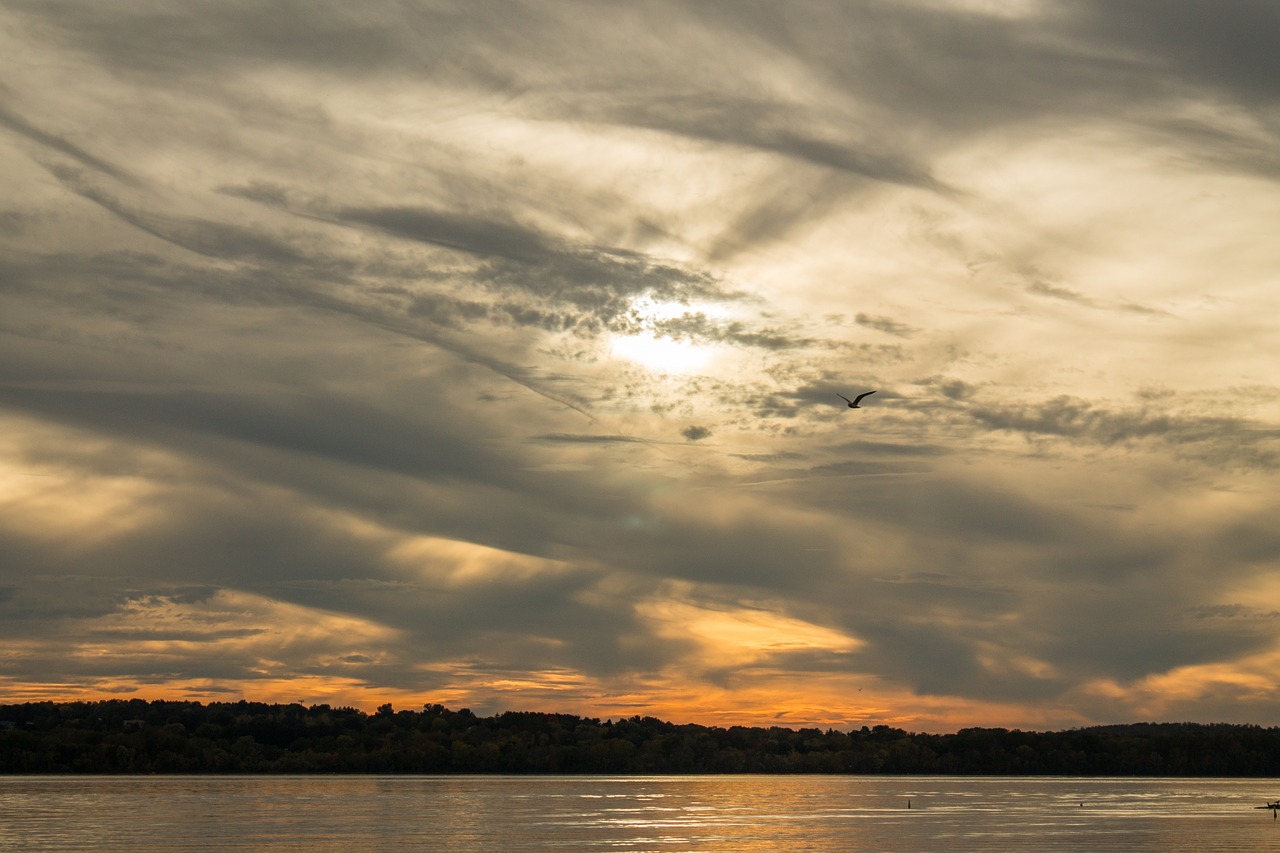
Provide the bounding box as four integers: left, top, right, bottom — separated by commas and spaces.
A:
3, 0, 1279, 732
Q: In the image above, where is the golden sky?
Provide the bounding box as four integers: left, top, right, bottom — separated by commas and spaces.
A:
2, 0, 1280, 732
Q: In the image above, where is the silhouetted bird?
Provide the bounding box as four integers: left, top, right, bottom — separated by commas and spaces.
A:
838, 391, 877, 409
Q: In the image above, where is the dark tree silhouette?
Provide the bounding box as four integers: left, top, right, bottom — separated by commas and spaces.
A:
3, 701, 1280, 775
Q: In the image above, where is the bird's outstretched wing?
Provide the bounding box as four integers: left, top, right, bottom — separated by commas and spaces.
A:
837, 394, 853, 404
853, 390, 877, 405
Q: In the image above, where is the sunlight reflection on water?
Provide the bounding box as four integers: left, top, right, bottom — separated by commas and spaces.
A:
2, 775, 1278, 851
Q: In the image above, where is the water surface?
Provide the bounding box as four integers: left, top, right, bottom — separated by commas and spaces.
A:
3, 775, 1278, 851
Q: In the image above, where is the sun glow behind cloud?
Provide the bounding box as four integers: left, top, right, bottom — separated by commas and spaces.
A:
608, 296, 733, 374
609, 332, 714, 374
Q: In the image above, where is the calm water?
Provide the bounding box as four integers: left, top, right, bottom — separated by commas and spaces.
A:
2, 775, 1279, 851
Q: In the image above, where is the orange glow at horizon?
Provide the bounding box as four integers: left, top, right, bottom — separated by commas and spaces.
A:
0, 674, 1095, 734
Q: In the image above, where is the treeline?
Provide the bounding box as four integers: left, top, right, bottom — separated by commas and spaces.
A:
4, 700, 1280, 775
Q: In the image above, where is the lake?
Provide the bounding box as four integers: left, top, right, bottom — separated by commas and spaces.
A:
2, 775, 1278, 851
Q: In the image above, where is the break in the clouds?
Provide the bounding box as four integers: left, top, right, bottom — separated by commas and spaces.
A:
2, 0, 1280, 732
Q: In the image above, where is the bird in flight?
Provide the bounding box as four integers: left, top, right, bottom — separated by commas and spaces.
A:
838, 390, 877, 409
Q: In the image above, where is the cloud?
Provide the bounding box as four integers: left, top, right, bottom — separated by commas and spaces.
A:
1026, 280, 1168, 317
1076, 0, 1280, 105
855, 313, 918, 339
338, 206, 552, 262
52, 169, 306, 264
968, 395, 1280, 468
647, 312, 817, 351
533, 433, 653, 444
0, 104, 135, 183
2, 0, 1280, 732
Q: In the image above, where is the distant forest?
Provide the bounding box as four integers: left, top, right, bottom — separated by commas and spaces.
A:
4, 700, 1280, 775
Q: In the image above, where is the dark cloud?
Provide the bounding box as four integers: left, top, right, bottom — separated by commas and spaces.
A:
4, 0, 426, 78
1033, 592, 1276, 683
855, 312, 917, 338
969, 395, 1280, 468
831, 440, 949, 458
634, 311, 816, 351
1186, 604, 1280, 622
1027, 280, 1095, 305
676, 1, 1132, 136
50, 168, 306, 265
731, 451, 807, 463
406, 293, 492, 329
218, 181, 292, 207
573, 92, 944, 189
328, 204, 736, 341
0, 386, 507, 487
605, 513, 844, 593
1077, 0, 1280, 105
339, 206, 551, 263
681, 425, 711, 441
1027, 281, 1169, 317
534, 433, 652, 444
0, 103, 135, 183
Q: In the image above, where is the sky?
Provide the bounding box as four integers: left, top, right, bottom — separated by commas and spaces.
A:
2, 0, 1280, 733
